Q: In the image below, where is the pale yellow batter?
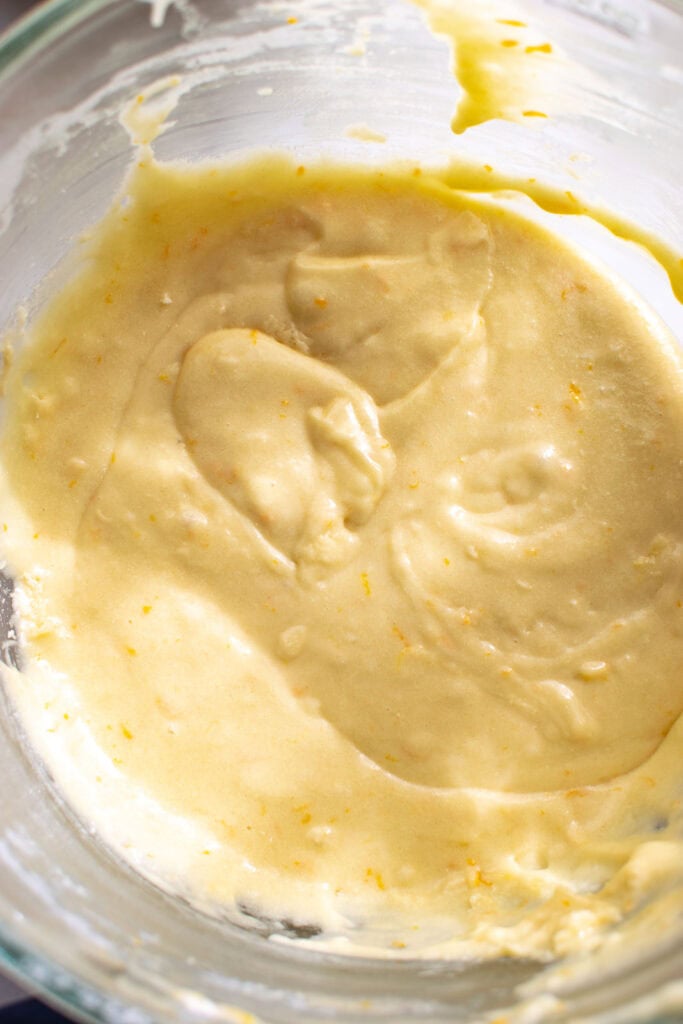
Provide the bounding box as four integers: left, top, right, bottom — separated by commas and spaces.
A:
2, 155, 683, 959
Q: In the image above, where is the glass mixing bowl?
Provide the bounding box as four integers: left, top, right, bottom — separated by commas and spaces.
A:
0, 1, 682, 1021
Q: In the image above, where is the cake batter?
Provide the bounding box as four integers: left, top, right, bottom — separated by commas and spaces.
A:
1, 156, 682, 959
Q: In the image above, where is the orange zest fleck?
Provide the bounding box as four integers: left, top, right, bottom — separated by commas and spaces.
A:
50, 338, 68, 359
365, 867, 386, 890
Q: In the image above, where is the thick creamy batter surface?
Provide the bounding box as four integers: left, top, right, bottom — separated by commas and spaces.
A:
2, 157, 683, 958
